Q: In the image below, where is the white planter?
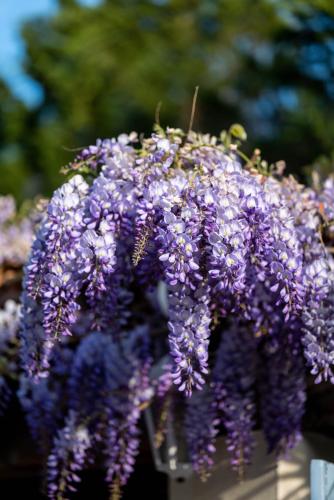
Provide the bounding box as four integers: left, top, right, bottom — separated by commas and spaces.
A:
169, 432, 334, 500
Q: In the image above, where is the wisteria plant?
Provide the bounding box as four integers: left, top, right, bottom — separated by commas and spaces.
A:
8, 123, 334, 498
0, 195, 35, 414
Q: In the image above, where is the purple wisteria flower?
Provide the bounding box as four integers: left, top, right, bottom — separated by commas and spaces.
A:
19, 344, 74, 453
156, 203, 211, 395
259, 330, 306, 454
212, 322, 257, 474
303, 292, 334, 384
0, 195, 34, 267
31, 326, 153, 498
185, 390, 220, 480
0, 300, 21, 413
17, 126, 334, 496
47, 411, 91, 499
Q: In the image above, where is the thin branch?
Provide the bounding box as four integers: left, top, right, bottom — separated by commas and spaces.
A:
155, 101, 162, 126
188, 86, 199, 134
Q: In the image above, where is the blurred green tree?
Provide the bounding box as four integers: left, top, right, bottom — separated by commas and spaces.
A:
0, 81, 30, 199
1, 0, 334, 198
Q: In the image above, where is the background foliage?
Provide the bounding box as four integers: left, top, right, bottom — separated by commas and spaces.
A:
1, 0, 334, 199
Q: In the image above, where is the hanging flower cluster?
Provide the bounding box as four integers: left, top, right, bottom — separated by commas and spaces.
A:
0, 195, 34, 269
19, 325, 152, 499
0, 300, 20, 414
17, 126, 334, 496
0, 196, 36, 413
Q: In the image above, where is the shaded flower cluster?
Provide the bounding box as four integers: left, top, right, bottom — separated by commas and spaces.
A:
0, 195, 34, 268
0, 300, 20, 413
20, 326, 153, 500
259, 330, 306, 454
185, 389, 220, 481
212, 322, 257, 475
303, 290, 334, 384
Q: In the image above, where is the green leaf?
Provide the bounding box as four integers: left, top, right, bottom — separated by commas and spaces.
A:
229, 124, 247, 141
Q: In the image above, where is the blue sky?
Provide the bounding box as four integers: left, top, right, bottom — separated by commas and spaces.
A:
0, 0, 101, 107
